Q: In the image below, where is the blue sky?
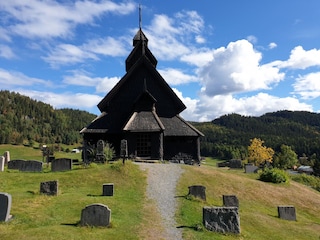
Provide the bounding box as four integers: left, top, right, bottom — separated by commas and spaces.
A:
1, 1, 320, 121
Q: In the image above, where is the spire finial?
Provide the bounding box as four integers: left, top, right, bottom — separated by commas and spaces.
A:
139, 4, 142, 29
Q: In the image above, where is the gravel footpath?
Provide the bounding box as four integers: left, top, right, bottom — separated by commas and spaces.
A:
136, 162, 184, 240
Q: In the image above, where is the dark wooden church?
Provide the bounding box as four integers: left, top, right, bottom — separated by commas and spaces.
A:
80, 25, 203, 163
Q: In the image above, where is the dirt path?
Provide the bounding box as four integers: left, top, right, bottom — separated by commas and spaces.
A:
136, 162, 184, 240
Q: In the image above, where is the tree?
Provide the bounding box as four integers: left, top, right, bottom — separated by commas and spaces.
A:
248, 138, 274, 166
273, 144, 298, 169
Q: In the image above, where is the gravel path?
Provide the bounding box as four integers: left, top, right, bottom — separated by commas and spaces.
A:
136, 162, 184, 240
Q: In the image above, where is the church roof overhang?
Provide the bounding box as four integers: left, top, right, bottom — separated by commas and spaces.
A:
123, 111, 165, 132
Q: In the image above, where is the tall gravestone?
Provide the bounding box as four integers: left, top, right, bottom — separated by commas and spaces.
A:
4, 151, 10, 164
80, 204, 111, 227
51, 158, 72, 172
203, 206, 240, 234
0, 192, 12, 222
0, 156, 4, 172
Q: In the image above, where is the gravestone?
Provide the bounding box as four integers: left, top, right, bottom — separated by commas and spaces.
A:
203, 206, 240, 234
4, 151, 10, 164
188, 185, 206, 201
80, 204, 111, 227
102, 183, 114, 196
229, 159, 242, 169
223, 195, 239, 208
278, 205, 296, 221
40, 180, 58, 195
8, 160, 25, 170
245, 164, 259, 173
0, 156, 4, 172
0, 192, 12, 222
51, 158, 72, 172
20, 160, 42, 172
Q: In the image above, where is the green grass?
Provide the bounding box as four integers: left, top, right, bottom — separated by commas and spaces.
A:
176, 160, 320, 240
1, 146, 320, 239
0, 158, 146, 240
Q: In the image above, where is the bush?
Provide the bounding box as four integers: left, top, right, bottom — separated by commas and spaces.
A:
291, 173, 320, 192
259, 167, 289, 183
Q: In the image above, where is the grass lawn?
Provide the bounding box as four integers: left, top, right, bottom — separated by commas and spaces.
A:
1, 145, 320, 239
0, 159, 147, 240
176, 159, 320, 239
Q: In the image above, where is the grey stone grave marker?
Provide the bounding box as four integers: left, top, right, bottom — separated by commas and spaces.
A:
80, 203, 111, 227
40, 180, 58, 195
203, 206, 240, 234
51, 158, 72, 172
188, 185, 206, 201
223, 195, 239, 208
102, 183, 114, 196
0, 192, 12, 222
20, 160, 42, 172
0, 156, 4, 172
8, 159, 25, 170
4, 151, 10, 164
229, 159, 242, 169
245, 164, 259, 173
278, 205, 296, 221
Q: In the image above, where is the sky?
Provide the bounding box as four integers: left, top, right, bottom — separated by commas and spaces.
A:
1, 0, 320, 122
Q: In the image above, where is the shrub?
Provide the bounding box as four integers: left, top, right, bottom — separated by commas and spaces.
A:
259, 167, 289, 183
291, 173, 320, 192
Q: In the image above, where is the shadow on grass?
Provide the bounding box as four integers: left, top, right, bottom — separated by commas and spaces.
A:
61, 222, 80, 227
177, 224, 204, 231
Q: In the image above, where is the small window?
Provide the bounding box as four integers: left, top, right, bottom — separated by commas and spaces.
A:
137, 133, 151, 157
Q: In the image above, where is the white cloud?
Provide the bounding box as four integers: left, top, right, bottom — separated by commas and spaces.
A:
268, 42, 277, 49
180, 49, 214, 67
146, 11, 205, 61
246, 35, 258, 44
158, 68, 198, 85
19, 89, 101, 110
199, 40, 284, 96
0, 45, 15, 59
180, 92, 313, 122
0, 68, 50, 87
293, 72, 320, 99
279, 46, 320, 69
0, 1, 136, 39
63, 70, 119, 93
44, 37, 128, 67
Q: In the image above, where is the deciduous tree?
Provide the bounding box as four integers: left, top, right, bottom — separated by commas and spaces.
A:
248, 138, 274, 166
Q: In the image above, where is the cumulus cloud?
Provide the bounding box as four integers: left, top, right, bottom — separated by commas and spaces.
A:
279, 46, 320, 69
0, 1, 135, 39
293, 72, 320, 99
199, 40, 284, 96
145, 11, 204, 61
179, 92, 313, 122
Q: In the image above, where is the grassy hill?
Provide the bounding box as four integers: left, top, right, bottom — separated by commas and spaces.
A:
0, 145, 320, 239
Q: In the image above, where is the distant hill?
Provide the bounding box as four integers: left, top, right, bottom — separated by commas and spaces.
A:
194, 111, 320, 159
0, 90, 97, 145
1, 90, 320, 161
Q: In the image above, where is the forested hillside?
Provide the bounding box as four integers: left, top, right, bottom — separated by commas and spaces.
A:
194, 111, 320, 160
0, 90, 97, 145
1, 90, 320, 163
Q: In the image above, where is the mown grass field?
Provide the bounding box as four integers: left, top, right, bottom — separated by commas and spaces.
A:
1, 145, 320, 239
